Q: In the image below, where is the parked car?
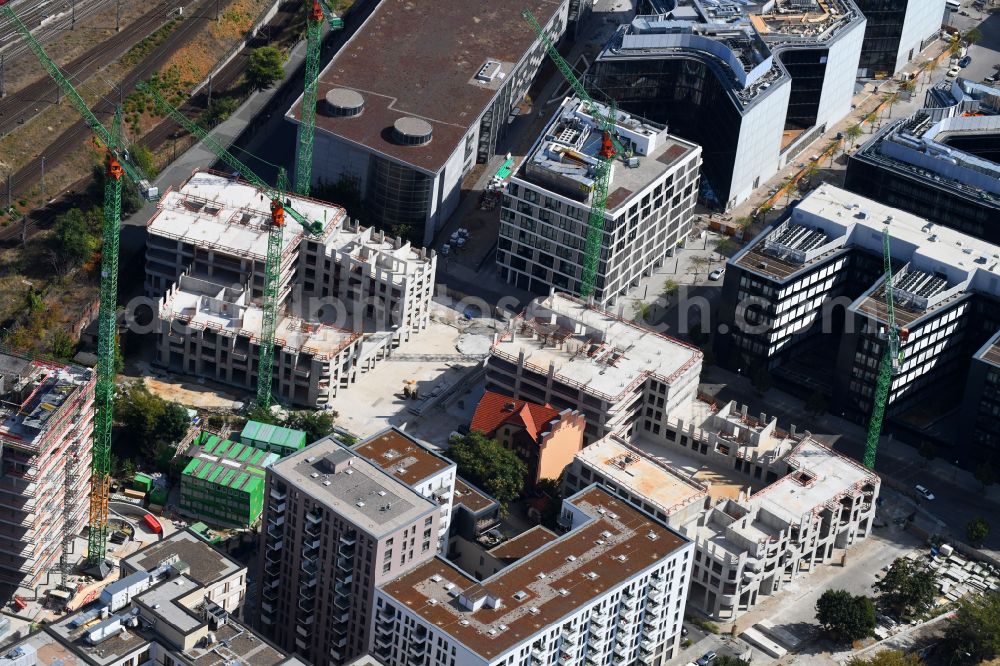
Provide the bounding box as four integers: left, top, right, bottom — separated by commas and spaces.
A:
696, 652, 717, 666
915, 484, 935, 501
959, 55, 972, 68
985, 74, 998, 84
947, 66, 961, 78
709, 267, 726, 281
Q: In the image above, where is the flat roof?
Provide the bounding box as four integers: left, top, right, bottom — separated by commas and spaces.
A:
147, 171, 345, 261
575, 436, 707, 516
488, 526, 558, 560
184, 619, 300, 666
380, 486, 688, 660
491, 293, 702, 403
270, 436, 437, 536
733, 185, 1000, 301
122, 529, 244, 585
453, 478, 498, 515
0, 633, 83, 666
751, 438, 877, 526
353, 428, 453, 487
240, 420, 307, 452
295, 0, 566, 174
517, 97, 699, 213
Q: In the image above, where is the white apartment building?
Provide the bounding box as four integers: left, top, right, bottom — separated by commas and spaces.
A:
144, 171, 436, 408
373, 485, 694, 666
563, 400, 880, 621
497, 96, 702, 305
486, 293, 703, 442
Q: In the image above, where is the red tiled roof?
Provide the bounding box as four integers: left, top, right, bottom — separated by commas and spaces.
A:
470, 391, 561, 442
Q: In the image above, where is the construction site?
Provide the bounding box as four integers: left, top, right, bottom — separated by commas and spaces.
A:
147, 170, 437, 408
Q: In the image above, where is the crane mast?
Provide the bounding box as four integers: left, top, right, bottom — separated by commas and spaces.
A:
0, 0, 154, 571
295, 0, 342, 196
863, 227, 904, 469
521, 9, 632, 299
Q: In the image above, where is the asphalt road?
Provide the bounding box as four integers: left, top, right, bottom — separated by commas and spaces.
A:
0, 2, 180, 136
958, 11, 1000, 83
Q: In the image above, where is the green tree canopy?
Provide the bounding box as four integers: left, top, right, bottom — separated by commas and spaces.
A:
846, 649, 924, 666
816, 589, 876, 642
447, 431, 527, 509
939, 588, 1000, 665
247, 47, 285, 90
966, 517, 990, 547
49, 208, 98, 272
284, 410, 337, 443
974, 462, 996, 489
114, 382, 191, 459
873, 558, 937, 619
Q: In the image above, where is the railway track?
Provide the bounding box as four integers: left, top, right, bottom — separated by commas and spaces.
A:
0, 0, 119, 62
0, 2, 182, 136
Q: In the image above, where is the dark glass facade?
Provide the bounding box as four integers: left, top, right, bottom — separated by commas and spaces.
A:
855, 0, 909, 77
365, 155, 434, 233
589, 57, 742, 205
777, 48, 829, 130
844, 152, 1000, 244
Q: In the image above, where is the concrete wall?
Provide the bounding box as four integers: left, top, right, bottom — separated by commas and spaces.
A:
729, 81, 792, 210
895, 0, 946, 74
536, 410, 586, 484
816, 18, 867, 132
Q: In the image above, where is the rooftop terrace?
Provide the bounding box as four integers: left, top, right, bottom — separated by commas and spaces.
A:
294, 0, 565, 174
491, 293, 702, 403
270, 437, 437, 536
520, 97, 699, 211
380, 486, 688, 660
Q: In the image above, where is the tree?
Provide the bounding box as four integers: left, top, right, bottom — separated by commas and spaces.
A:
805, 390, 828, 416
939, 588, 1000, 665
447, 431, 527, 510
974, 462, 996, 489
900, 79, 916, 97
631, 299, 651, 324
966, 516, 990, 547
130, 144, 159, 179
247, 46, 285, 90
284, 410, 336, 443
119, 457, 137, 481
202, 96, 239, 126
965, 27, 983, 46
949, 39, 963, 57
90, 165, 142, 215
534, 478, 563, 531
115, 382, 167, 454
882, 92, 900, 119
714, 237, 738, 256
159, 401, 191, 444
873, 558, 937, 619
816, 589, 876, 642
845, 124, 864, 148
49, 209, 98, 272
917, 441, 937, 468
714, 657, 751, 666
865, 111, 879, 132
50, 329, 76, 360
662, 279, 679, 302
846, 650, 925, 666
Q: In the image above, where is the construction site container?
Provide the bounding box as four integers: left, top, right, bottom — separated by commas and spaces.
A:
239, 420, 307, 457
122, 488, 146, 503
100, 571, 152, 612
133, 473, 153, 493
180, 432, 278, 528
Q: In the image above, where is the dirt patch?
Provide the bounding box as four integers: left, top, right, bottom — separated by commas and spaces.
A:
142, 374, 247, 411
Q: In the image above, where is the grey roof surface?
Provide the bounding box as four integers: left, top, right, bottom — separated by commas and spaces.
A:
270, 437, 437, 537
136, 576, 203, 633
122, 530, 243, 585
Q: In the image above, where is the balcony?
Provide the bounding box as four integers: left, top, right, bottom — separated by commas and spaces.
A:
375, 633, 393, 649
641, 639, 655, 653
333, 609, 349, 624
561, 628, 578, 643
268, 515, 285, 528
266, 539, 283, 552
339, 532, 356, 546
337, 556, 353, 572
334, 594, 351, 611
297, 613, 315, 627
266, 525, 283, 540
303, 536, 320, 550
271, 501, 286, 514
300, 562, 317, 577
270, 488, 286, 501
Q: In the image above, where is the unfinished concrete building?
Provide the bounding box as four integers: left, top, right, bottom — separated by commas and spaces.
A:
486, 293, 702, 442
145, 171, 436, 408
0, 353, 95, 594
567, 399, 881, 621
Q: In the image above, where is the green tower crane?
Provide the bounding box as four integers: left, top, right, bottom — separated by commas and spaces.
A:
295, 0, 343, 196
863, 227, 906, 470
521, 9, 632, 299
139, 84, 326, 410
0, 1, 157, 569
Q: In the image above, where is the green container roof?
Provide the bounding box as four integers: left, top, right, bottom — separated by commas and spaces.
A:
181, 432, 279, 493
240, 420, 307, 453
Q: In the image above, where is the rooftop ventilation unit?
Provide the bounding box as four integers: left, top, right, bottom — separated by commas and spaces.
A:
513, 591, 528, 601
393, 117, 433, 146
325, 88, 364, 117
475, 60, 502, 82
